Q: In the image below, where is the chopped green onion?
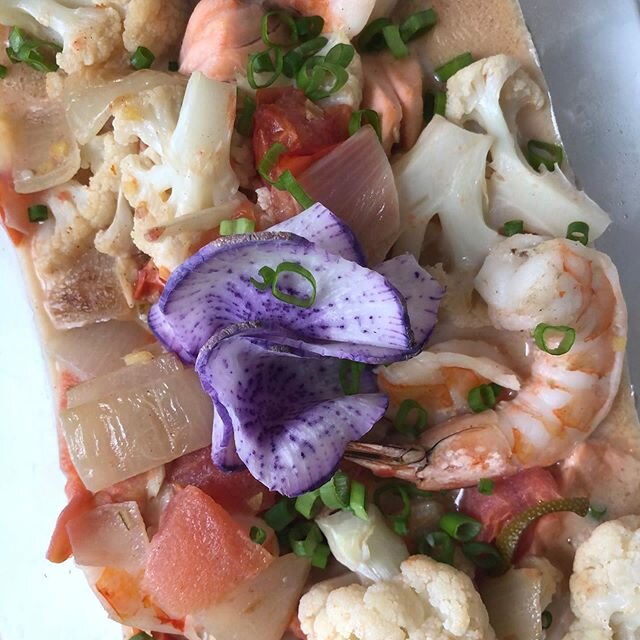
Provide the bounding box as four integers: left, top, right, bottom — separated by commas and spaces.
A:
320, 471, 351, 510
348, 109, 382, 142
289, 521, 323, 557
382, 24, 409, 58
566, 221, 590, 246
295, 15, 325, 41
249, 261, 317, 308
588, 504, 607, 521
399, 9, 438, 42
527, 139, 564, 171
0, 65, 7, 79
299, 60, 349, 101
349, 480, 368, 520
496, 497, 590, 562
339, 360, 365, 396
263, 498, 297, 532
129, 633, 153, 640
235, 95, 256, 136
311, 542, 331, 568
167, 60, 179, 72
533, 323, 576, 356
219, 217, 255, 236
423, 90, 446, 123
28, 204, 49, 223
462, 541, 505, 570
130, 46, 155, 70
261, 10, 299, 47
374, 482, 411, 536
439, 512, 482, 542
393, 399, 428, 437
8, 26, 25, 53
541, 610, 553, 630
295, 489, 321, 519
7, 27, 61, 73
324, 43, 355, 68
502, 219, 524, 236
258, 142, 315, 208
434, 52, 473, 82
478, 479, 494, 496
419, 530, 454, 565
357, 18, 393, 52
248, 47, 284, 89
282, 37, 328, 77
250, 525, 267, 544
468, 384, 499, 413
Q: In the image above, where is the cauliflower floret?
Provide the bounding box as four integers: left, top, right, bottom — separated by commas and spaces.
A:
446, 55, 611, 241
299, 555, 496, 640
563, 516, 640, 640
115, 71, 243, 271
82, 131, 137, 198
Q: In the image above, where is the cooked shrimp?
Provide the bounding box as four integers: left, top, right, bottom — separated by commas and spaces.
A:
347, 235, 627, 489
361, 53, 424, 154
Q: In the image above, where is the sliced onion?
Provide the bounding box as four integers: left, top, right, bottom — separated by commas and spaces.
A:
64, 70, 186, 145
299, 126, 400, 265
48, 319, 154, 380
191, 554, 311, 640
67, 502, 149, 571
60, 362, 213, 492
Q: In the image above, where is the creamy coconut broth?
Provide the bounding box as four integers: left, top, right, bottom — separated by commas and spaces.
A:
1, 1, 638, 639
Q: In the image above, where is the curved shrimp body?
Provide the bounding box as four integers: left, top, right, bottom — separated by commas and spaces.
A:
347, 235, 627, 490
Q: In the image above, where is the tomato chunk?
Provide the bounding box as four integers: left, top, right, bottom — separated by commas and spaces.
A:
253, 87, 351, 176
165, 447, 276, 514
0, 173, 40, 245
459, 467, 562, 542
143, 486, 273, 617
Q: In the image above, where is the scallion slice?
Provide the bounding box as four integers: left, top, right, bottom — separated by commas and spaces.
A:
439, 512, 482, 542
248, 47, 284, 89
129, 633, 153, 640
311, 542, 331, 568
502, 219, 524, 236
588, 504, 607, 521
261, 10, 298, 47
357, 17, 393, 52
349, 480, 368, 520
282, 37, 328, 77
566, 221, 589, 246
258, 142, 315, 208
250, 525, 267, 544
478, 479, 494, 496
299, 60, 348, 101
289, 521, 323, 557
324, 43, 355, 68
374, 482, 411, 536
263, 498, 296, 532
382, 24, 409, 58
319, 471, 351, 510
393, 399, 428, 437
533, 323, 576, 356
219, 217, 255, 236
434, 52, 473, 82
7, 26, 61, 73
348, 109, 382, 141
130, 46, 155, 70
496, 497, 590, 562
339, 360, 365, 396
28, 204, 49, 223
541, 610, 553, 630
462, 541, 505, 570
399, 9, 438, 42
0, 65, 7, 79
527, 139, 564, 171
423, 90, 446, 123
419, 530, 454, 565
468, 384, 499, 413
235, 94, 256, 137
295, 489, 321, 519
250, 261, 317, 308
295, 15, 325, 41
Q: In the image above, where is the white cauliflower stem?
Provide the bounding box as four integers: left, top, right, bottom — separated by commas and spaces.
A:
563, 516, 640, 639
299, 555, 496, 640
446, 55, 611, 240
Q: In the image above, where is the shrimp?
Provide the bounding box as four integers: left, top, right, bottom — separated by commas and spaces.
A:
346, 235, 628, 489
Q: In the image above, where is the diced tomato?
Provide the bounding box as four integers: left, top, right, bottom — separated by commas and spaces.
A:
133, 260, 166, 302
46, 490, 95, 563
459, 467, 562, 543
0, 173, 42, 245
142, 486, 273, 618
253, 87, 351, 178
165, 447, 276, 514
